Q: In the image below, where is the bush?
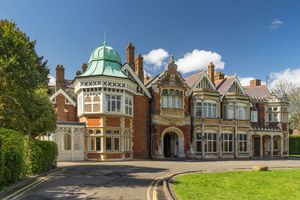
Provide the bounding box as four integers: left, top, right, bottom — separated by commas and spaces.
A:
289, 135, 300, 155
0, 128, 25, 187
26, 140, 58, 175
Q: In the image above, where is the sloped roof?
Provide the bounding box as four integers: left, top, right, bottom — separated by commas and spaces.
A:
215, 76, 236, 95
244, 85, 271, 99
184, 71, 206, 88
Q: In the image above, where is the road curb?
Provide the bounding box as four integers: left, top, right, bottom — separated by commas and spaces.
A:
0, 167, 62, 199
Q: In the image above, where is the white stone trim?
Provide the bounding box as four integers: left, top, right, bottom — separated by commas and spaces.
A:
49, 88, 76, 106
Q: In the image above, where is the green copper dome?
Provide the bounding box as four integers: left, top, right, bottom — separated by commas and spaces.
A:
80, 42, 127, 78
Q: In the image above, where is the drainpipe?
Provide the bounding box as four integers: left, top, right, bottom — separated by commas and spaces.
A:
148, 98, 152, 159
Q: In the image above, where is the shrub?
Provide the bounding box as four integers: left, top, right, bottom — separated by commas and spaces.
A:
26, 140, 57, 175
289, 135, 300, 155
0, 128, 25, 187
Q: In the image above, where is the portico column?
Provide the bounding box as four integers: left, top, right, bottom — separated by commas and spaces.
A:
71, 127, 74, 161
270, 135, 274, 158
280, 136, 284, 157
260, 135, 263, 157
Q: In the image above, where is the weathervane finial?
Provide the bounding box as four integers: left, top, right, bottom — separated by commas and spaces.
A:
103, 32, 107, 46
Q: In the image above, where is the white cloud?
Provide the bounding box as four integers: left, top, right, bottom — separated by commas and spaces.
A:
269, 68, 300, 88
239, 77, 266, 86
143, 48, 169, 70
48, 75, 56, 86
144, 70, 152, 77
270, 18, 283, 29
176, 49, 225, 74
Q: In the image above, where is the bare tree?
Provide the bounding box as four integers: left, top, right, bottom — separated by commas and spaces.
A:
272, 80, 300, 130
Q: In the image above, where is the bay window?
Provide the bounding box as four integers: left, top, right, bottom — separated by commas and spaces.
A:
161, 89, 183, 109
125, 97, 133, 115
195, 102, 202, 117
106, 95, 121, 112
194, 101, 217, 117
105, 130, 121, 151
84, 95, 101, 113
236, 105, 247, 120
88, 129, 101, 151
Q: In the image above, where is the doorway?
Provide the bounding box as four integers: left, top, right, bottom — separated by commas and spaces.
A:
163, 132, 179, 158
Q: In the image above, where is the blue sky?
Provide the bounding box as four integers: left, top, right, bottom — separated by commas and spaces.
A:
1, 0, 300, 86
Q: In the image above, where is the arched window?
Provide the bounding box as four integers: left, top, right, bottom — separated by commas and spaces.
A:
84, 96, 92, 112
73, 133, 81, 150
93, 95, 101, 112
64, 132, 71, 150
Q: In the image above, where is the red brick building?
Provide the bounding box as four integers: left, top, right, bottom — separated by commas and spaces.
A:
49, 41, 289, 161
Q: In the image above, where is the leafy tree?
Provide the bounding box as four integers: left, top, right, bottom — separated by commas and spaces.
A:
0, 19, 56, 138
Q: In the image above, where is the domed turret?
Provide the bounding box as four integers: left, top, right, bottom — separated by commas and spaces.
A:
80, 41, 126, 78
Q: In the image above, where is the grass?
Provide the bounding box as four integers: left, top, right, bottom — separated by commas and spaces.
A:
172, 169, 300, 200
290, 154, 300, 157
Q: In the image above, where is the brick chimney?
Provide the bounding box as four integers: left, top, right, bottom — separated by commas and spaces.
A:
55, 65, 65, 90
250, 79, 261, 86
214, 72, 225, 82
126, 43, 135, 71
208, 62, 215, 85
82, 63, 88, 73
144, 74, 150, 83
135, 54, 144, 83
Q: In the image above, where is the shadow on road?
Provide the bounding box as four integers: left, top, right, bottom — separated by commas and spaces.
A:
20, 164, 168, 199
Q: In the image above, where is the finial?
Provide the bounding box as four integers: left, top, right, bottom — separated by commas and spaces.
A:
103, 32, 107, 46
171, 55, 174, 61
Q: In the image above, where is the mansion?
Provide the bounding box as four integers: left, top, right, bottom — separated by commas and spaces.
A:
47, 41, 289, 161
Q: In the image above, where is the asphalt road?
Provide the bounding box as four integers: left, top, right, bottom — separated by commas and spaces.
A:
17, 159, 300, 200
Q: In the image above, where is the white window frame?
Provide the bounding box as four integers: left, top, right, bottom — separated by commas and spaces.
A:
238, 133, 247, 152
204, 132, 217, 153
106, 94, 122, 112
222, 133, 233, 153
251, 111, 258, 122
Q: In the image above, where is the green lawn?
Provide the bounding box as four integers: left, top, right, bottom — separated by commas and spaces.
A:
172, 169, 300, 200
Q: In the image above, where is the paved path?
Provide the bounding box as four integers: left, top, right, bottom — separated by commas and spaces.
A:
16, 159, 300, 200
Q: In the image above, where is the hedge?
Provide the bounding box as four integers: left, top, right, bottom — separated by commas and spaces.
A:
289, 135, 300, 155
0, 128, 58, 189
26, 140, 58, 175
0, 128, 25, 187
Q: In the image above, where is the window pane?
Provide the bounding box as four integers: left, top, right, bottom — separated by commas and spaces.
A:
64, 133, 71, 150
162, 96, 168, 108
106, 137, 112, 150
89, 137, 95, 151
114, 138, 120, 151
196, 141, 202, 152
96, 137, 101, 150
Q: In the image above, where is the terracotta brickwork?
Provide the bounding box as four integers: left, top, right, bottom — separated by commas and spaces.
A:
124, 118, 131, 128
86, 118, 101, 127
133, 95, 149, 159
105, 116, 121, 127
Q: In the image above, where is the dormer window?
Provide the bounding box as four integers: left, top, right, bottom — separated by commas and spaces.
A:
161, 89, 183, 109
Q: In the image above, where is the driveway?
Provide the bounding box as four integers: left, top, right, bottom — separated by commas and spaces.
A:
16, 159, 300, 200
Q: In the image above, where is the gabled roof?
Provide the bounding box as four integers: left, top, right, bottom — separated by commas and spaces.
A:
49, 88, 77, 106
244, 85, 272, 99
121, 64, 152, 98
216, 76, 245, 97
184, 71, 206, 88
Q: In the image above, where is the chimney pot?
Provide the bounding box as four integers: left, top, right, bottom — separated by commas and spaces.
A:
250, 79, 261, 86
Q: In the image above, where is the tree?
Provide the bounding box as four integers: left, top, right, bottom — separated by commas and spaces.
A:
272, 80, 300, 131
0, 20, 56, 138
